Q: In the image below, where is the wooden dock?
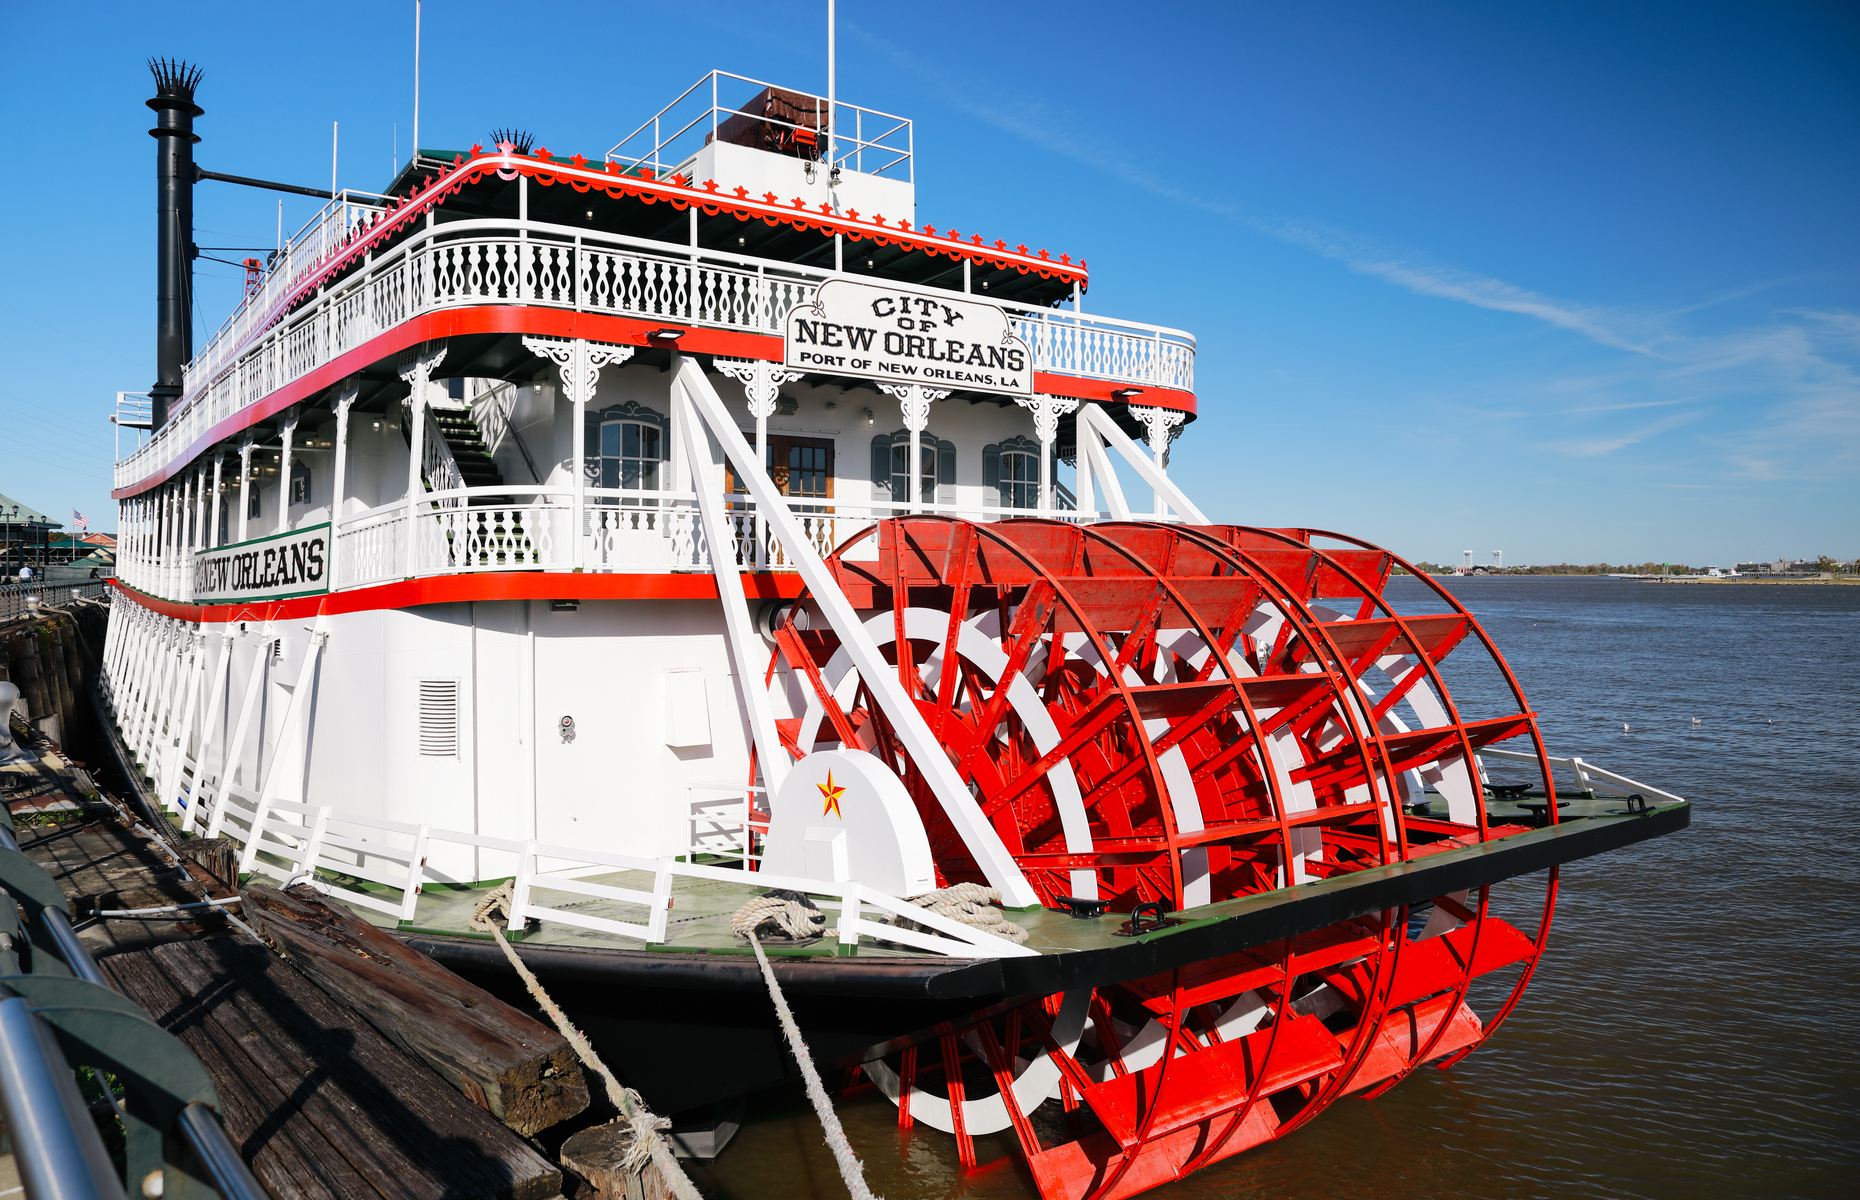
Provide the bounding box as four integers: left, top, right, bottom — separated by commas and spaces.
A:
1, 663, 655, 1200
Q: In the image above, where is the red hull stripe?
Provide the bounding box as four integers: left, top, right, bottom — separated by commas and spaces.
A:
108, 570, 804, 624
116, 308, 1196, 499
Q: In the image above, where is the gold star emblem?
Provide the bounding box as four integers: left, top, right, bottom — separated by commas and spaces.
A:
817, 770, 846, 819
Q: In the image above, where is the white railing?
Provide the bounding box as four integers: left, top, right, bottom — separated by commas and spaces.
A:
315, 484, 1101, 592
184, 190, 392, 400
331, 507, 406, 590
144, 727, 1028, 959
606, 69, 913, 182
1478, 747, 1687, 807
685, 784, 768, 869
118, 218, 1195, 491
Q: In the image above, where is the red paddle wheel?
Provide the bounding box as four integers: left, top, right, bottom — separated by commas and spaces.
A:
771, 518, 1561, 1199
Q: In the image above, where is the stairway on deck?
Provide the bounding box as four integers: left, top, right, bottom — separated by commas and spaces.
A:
431, 404, 508, 498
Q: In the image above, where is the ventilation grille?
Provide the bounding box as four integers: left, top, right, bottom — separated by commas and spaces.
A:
418, 679, 459, 757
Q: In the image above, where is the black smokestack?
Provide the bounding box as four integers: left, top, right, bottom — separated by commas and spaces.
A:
148, 58, 202, 430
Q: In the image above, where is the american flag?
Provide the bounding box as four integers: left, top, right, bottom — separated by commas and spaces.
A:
71, 509, 89, 532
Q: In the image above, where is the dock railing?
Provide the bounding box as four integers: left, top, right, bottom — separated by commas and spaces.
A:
0, 803, 266, 1199
1, 579, 110, 622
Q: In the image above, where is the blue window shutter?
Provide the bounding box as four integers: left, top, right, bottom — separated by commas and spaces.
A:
982, 442, 1001, 504
937, 439, 957, 506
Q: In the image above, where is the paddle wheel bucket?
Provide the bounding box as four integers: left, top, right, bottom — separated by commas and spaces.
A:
772, 517, 1562, 1198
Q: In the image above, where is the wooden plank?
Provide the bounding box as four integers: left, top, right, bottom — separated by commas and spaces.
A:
243, 884, 590, 1137
103, 938, 563, 1200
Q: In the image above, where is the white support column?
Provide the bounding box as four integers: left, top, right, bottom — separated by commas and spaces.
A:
194, 466, 208, 552
237, 438, 255, 542
1014, 394, 1078, 513
207, 455, 224, 550
523, 337, 633, 568
714, 358, 804, 565
398, 347, 447, 577
167, 485, 181, 596
183, 470, 198, 560
328, 384, 359, 588
277, 415, 297, 535
1128, 405, 1186, 517
877, 383, 948, 513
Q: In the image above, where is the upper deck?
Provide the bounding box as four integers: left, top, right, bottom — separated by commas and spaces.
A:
116, 73, 1196, 497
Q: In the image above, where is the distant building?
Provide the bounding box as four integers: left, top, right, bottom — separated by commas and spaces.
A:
0, 491, 63, 569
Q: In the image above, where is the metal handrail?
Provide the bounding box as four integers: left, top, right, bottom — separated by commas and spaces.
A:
0, 818, 269, 1198
1, 580, 110, 623
0, 995, 128, 1200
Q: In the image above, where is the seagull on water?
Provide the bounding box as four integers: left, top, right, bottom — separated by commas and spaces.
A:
1691, 717, 1703, 727
1622, 722, 1631, 733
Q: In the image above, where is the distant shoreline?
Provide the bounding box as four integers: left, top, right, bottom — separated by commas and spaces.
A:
1626, 575, 1859, 586
1409, 572, 1860, 586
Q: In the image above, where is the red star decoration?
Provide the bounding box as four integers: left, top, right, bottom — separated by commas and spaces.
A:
817, 771, 846, 819
571, 153, 587, 169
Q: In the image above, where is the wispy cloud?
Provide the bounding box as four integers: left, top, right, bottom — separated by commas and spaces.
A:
844, 23, 1860, 480
1555, 397, 1692, 416
1547, 410, 1706, 457
1261, 221, 1661, 355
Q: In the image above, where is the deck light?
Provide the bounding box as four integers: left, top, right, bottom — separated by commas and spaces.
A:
862, 406, 874, 425
1113, 387, 1143, 400
650, 327, 687, 342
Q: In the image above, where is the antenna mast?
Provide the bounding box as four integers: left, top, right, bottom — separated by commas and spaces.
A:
412, 0, 422, 158
826, 0, 835, 178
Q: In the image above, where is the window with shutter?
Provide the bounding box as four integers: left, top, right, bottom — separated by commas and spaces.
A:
986, 435, 1040, 510
875, 430, 955, 507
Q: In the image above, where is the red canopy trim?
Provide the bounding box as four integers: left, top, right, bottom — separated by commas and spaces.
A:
288, 149, 1086, 317
186, 148, 1088, 403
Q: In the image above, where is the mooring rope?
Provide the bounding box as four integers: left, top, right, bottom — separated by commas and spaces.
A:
470, 883, 703, 1200
729, 889, 830, 941
896, 882, 1029, 943
744, 932, 883, 1200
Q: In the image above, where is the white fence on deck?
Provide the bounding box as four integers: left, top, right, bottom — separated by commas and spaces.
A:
154, 743, 1029, 958
1478, 747, 1686, 806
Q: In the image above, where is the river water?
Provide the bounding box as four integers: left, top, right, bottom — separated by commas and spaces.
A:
698, 576, 1860, 1200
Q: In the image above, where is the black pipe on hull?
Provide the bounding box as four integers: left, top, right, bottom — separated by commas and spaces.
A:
148, 59, 202, 431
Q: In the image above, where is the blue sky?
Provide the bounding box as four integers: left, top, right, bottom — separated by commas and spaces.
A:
1, 0, 1854, 564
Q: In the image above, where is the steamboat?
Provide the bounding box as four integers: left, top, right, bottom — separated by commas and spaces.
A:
98, 57, 1690, 1199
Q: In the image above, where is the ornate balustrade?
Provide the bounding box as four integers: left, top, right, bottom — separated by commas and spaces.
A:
118, 479, 1137, 604
118, 220, 1196, 491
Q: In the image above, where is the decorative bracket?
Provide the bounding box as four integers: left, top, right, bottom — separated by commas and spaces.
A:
522, 336, 634, 405
1128, 405, 1186, 462
1015, 393, 1080, 446
877, 382, 951, 434
713, 357, 805, 421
